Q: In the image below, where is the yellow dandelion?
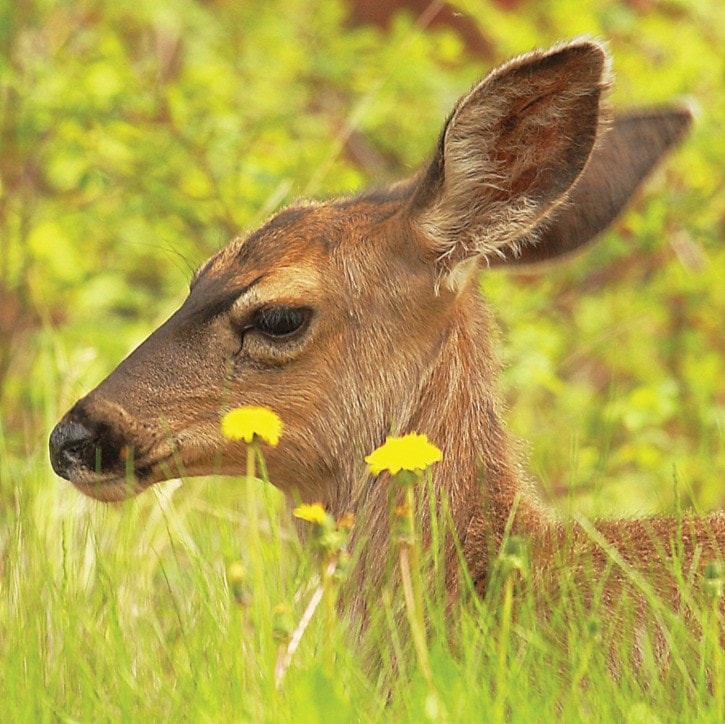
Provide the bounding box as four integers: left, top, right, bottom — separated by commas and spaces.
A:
365, 433, 443, 475
292, 502, 328, 525
221, 406, 283, 446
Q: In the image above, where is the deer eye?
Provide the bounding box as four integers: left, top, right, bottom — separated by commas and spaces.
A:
252, 306, 311, 339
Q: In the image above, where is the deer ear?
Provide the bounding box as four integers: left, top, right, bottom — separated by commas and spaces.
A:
489, 107, 694, 268
408, 39, 611, 280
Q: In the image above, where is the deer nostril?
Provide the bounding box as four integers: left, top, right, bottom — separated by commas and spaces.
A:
49, 414, 123, 480
49, 418, 97, 478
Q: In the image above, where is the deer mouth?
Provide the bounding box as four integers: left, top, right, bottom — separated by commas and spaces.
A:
69, 474, 155, 502
55, 453, 176, 502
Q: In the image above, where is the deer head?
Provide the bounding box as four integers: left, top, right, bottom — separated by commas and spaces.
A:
50, 40, 691, 548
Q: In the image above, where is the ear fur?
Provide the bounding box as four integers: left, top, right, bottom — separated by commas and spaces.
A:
408, 39, 611, 280
490, 106, 694, 268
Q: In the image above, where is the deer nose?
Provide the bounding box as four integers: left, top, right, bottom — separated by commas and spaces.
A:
49, 413, 122, 479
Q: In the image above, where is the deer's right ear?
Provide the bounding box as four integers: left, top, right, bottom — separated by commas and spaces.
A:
408, 39, 611, 285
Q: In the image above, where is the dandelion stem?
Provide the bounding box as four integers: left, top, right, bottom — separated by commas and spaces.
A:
246, 441, 260, 557
405, 483, 427, 640
399, 543, 433, 684
245, 440, 267, 647
390, 473, 434, 688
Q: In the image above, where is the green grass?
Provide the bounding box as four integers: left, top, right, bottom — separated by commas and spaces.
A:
1, 394, 722, 722
2, 1, 724, 720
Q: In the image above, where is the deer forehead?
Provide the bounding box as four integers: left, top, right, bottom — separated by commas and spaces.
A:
196, 197, 419, 307
194, 205, 337, 296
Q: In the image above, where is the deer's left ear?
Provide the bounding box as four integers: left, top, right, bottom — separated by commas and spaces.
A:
408, 39, 611, 282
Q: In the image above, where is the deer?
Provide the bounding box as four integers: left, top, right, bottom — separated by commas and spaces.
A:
49, 39, 723, 631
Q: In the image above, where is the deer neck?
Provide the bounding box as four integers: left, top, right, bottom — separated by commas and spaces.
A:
340, 285, 547, 593
411, 288, 547, 579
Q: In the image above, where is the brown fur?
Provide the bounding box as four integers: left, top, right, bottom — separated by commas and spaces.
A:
50, 40, 723, 622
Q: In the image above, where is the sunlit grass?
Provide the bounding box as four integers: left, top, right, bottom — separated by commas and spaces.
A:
2, 1, 724, 718
1, 402, 722, 721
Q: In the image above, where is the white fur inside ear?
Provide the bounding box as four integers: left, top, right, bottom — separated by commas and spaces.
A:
443, 257, 479, 293
413, 39, 610, 273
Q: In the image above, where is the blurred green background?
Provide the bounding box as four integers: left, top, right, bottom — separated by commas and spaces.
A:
1, 0, 723, 517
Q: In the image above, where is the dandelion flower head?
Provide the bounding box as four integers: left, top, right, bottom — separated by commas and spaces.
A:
292, 503, 329, 525
221, 406, 283, 446
365, 433, 442, 475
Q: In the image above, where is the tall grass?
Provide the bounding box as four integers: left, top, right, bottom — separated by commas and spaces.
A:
1, 395, 722, 722
2, 1, 723, 718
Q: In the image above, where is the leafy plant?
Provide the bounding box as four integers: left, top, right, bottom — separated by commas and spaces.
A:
1, 0, 723, 720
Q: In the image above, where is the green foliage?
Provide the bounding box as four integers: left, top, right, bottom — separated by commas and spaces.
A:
1, 0, 723, 720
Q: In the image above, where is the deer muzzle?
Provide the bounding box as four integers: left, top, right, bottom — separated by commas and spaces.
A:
49, 392, 172, 501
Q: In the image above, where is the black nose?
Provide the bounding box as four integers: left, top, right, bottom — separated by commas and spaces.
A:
49, 411, 122, 480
